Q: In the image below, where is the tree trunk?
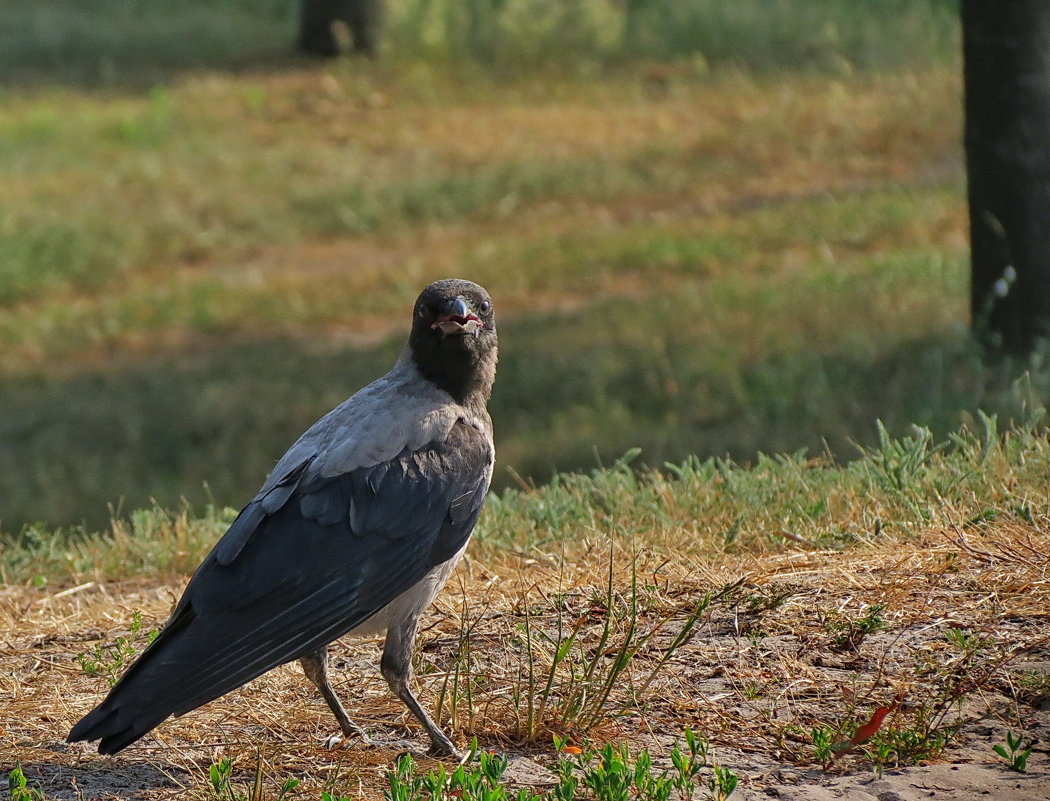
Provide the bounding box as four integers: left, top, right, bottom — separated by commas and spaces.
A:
299, 0, 384, 58
623, 0, 650, 52
963, 0, 1050, 353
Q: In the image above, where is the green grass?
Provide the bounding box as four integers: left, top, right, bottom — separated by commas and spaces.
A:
376, 734, 736, 801
480, 410, 1050, 555
4, 411, 1046, 586
5, 244, 1046, 532
0, 0, 958, 90
0, 1, 1040, 533
0, 54, 998, 532
0, 0, 294, 89
616, 0, 959, 69
4, 176, 1048, 529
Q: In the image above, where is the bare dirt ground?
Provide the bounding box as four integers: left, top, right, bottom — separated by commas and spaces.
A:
3, 527, 1048, 800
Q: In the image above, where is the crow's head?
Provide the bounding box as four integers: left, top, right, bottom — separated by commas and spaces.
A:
409, 279, 498, 404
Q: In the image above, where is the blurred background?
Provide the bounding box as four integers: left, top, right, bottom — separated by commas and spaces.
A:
0, 0, 1044, 532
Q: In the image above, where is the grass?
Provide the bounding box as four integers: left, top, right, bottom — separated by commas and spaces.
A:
75, 609, 159, 688
381, 734, 737, 801
0, 0, 294, 89
2, 6, 1050, 795
2, 419, 1048, 797
4, 54, 1039, 531
5, 410, 1046, 585
0, 7, 983, 533
1, 0, 958, 90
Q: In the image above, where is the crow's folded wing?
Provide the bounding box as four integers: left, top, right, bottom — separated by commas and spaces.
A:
68, 419, 492, 754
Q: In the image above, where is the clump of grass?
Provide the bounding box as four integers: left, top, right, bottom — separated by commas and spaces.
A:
821, 603, 886, 653
380, 732, 736, 801
1008, 668, 1050, 707
508, 556, 710, 742
430, 549, 732, 753
874, 627, 999, 766
479, 412, 1049, 561
865, 705, 957, 771
2, 502, 235, 585
205, 754, 301, 801
724, 581, 798, 636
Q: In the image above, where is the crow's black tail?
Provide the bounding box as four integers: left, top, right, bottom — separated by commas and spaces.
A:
67, 606, 200, 754
67, 568, 371, 753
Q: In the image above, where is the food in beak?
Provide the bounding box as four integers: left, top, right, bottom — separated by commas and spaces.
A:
433, 314, 483, 336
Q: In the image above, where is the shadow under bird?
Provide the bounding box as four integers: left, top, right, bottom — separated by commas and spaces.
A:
68, 278, 498, 757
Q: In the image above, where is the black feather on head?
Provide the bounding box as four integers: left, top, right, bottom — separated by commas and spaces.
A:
409, 279, 498, 405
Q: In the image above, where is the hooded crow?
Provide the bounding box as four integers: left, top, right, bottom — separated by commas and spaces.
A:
68, 278, 498, 757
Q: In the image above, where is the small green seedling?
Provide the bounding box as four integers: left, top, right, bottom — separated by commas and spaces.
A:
943, 627, 982, 656
203, 756, 299, 801
994, 731, 1032, 772
8, 763, 45, 801
77, 610, 159, 687
276, 777, 300, 800
823, 604, 886, 652
209, 757, 235, 800
811, 726, 835, 766
670, 727, 709, 795
709, 765, 738, 801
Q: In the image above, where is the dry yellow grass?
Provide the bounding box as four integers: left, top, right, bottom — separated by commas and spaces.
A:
4, 515, 1048, 799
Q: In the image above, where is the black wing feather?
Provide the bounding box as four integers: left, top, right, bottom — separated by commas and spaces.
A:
68, 421, 490, 754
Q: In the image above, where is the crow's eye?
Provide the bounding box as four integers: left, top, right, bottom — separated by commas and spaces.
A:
479, 300, 491, 314
417, 305, 428, 318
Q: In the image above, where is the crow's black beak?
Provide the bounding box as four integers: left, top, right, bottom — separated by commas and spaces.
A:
432, 296, 483, 336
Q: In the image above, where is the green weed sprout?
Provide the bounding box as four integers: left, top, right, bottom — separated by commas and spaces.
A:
8, 763, 45, 801
994, 731, 1032, 772
77, 610, 159, 687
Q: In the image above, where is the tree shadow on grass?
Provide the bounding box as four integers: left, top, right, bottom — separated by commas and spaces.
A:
0, 306, 1045, 533
0, 0, 307, 92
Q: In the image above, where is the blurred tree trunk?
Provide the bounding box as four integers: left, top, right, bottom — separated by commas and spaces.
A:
623, 0, 650, 52
464, 0, 507, 62
299, 0, 384, 58
963, 0, 1050, 353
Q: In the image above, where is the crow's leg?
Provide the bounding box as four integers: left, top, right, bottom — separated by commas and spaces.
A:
381, 616, 460, 757
300, 646, 369, 748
